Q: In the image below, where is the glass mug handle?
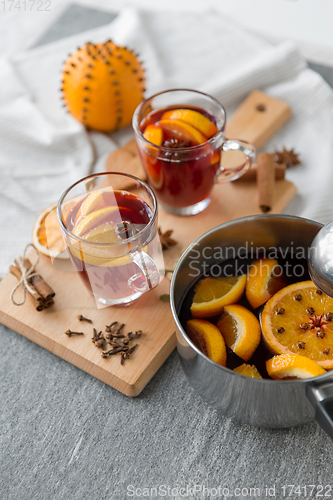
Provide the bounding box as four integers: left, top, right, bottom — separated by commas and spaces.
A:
128, 249, 161, 293
215, 139, 256, 183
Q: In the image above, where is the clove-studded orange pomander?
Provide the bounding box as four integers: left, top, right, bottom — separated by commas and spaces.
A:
61, 40, 145, 132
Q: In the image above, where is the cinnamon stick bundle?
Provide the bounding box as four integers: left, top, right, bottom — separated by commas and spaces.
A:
257, 153, 275, 213
10, 258, 55, 311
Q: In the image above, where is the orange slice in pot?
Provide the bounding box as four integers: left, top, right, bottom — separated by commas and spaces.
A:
161, 109, 218, 138
217, 304, 261, 362
158, 119, 208, 145
266, 354, 326, 379
261, 281, 333, 369
190, 275, 246, 318
143, 124, 163, 146
233, 363, 262, 378
32, 202, 68, 259
187, 319, 226, 366
246, 258, 287, 309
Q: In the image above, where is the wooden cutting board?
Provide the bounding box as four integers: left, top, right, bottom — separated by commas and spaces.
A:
0, 91, 296, 397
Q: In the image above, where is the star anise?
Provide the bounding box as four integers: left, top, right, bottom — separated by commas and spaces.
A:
162, 138, 192, 162
162, 138, 191, 149
158, 227, 177, 251
274, 147, 301, 169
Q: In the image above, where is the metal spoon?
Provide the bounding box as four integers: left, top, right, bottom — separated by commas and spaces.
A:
309, 222, 333, 297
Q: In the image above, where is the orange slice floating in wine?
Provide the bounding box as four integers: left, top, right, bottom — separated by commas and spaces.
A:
187, 319, 227, 366
246, 258, 287, 309
161, 108, 218, 138
261, 281, 333, 369
158, 119, 208, 145
190, 275, 246, 318
266, 354, 326, 379
233, 363, 262, 378
73, 206, 119, 238
143, 124, 163, 146
217, 304, 261, 362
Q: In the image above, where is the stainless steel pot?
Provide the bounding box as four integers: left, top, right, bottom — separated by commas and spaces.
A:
170, 215, 333, 437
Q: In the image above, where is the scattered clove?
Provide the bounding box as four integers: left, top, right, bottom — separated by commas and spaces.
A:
65, 329, 84, 337
120, 344, 138, 365
128, 330, 142, 339
105, 322, 125, 341
78, 314, 93, 324
64, 317, 143, 364
92, 328, 105, 348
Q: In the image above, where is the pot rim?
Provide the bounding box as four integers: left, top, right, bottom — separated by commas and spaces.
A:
170, 213, 333, 385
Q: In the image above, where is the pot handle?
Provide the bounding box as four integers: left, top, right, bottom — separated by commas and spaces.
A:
307, 381, 333, 439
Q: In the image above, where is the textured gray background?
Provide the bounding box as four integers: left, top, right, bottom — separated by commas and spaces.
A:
1, 6, 333, 500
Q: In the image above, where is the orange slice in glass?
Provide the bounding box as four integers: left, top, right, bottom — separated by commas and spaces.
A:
246, 258, 287, 309
261, 280, 333, 369
143, 124, 163, 146
81, 192, 105, 217
217, 304, 261, 361
187, 319, 226, 366
32, 202, 68, 259
158, 119, 208, 145
266, 354, 326, 379
161, 108, 218, 138
233, 363, 262, 378
73, 206, 119, 238
190, 275, 246, 318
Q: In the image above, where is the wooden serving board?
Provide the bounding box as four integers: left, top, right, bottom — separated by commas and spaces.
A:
0, 91, 296, 397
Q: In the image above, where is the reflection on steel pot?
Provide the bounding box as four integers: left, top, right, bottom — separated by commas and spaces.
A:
170, 215, 333, 438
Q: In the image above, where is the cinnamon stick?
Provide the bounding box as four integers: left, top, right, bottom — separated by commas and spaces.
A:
235, 162, 286, 182
257, 153, 275, 213
23, 258, 55, 302
10, 261, 54, 311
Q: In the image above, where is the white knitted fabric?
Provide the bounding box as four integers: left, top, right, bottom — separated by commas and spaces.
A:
1, 7, 333, 276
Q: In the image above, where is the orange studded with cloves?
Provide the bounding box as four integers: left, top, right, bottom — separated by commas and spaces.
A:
61, 41, 145, 132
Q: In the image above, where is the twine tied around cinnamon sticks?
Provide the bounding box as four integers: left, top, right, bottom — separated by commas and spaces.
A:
10, 244, 55, 311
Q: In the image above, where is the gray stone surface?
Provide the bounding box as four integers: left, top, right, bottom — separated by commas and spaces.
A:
34, 4, 117, 47
0, 322, 333, 500
1, 6, 333, 500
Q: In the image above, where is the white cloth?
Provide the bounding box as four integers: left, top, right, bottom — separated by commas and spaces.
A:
1, 7, 333, 276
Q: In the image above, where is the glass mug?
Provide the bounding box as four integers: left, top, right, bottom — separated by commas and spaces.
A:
133, 88, 256, 216
57, 173, 164, 308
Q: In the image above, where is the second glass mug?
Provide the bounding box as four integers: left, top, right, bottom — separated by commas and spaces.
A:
133, 88, 256, 216
57, 172, 164, 308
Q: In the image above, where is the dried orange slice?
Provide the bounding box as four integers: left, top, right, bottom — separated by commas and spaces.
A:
190, 275, 246, 318
261, 281, 333, 369
143, 124, 163, 146
187, 319, 226, 366
246, 258, 286, 309
73, 206, 119, 238
158, 119, 207, 145
233, 363, 262, 378
32, 202, 68, 259
266, 354, 326, 379
161, 109, 218, 138
217, 304, 261, 361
